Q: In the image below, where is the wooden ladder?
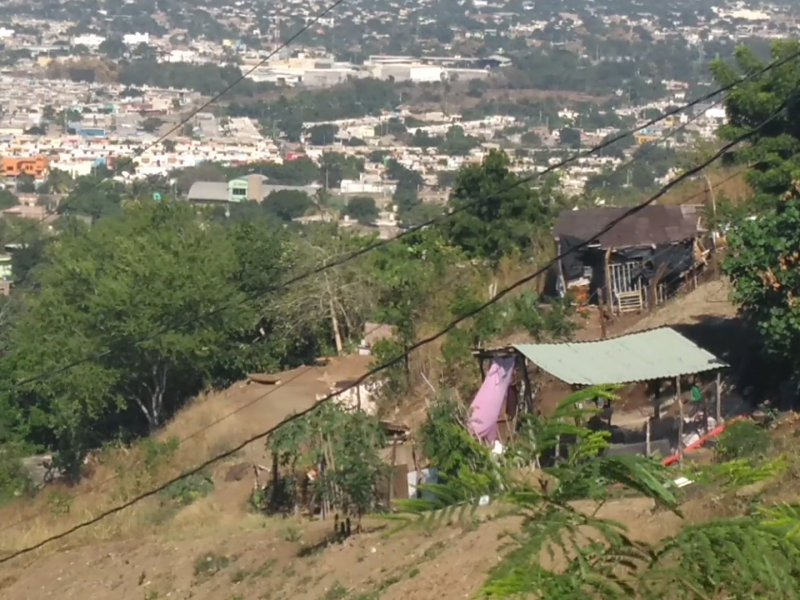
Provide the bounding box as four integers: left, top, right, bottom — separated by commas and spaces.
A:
616, 289, 644, 314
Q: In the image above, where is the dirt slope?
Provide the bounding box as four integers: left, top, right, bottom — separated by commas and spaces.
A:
0, 280, 740, 600
0, 496, 703, 600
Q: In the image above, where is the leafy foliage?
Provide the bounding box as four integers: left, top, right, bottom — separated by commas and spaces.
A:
0, 201, 296, 475
441, 150, 565, 262
160, 470, 215, 506
418, 393, 500, 501
392, 384, 800, 599
718, 40, 800, 381
714, 419, 770, 462
266, 402, 387, 522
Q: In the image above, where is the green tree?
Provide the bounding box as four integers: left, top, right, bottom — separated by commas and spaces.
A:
16, 175, 36, 194
306, 123, 338, 146
60, 177, 123, 222
521, 130, 543, 146
0, 188, 19, 210
559, 127, 581, 149
39, 168, 74, 195
267, 402, 386, 524
345, 196, 379, 225
99, 37, 126, 59
438, 125, 480, 156
2, 201, 284, 473
263, 189, 312, 222
319, 153, 364, 189
715, 40, 800, 378
441, 150, 561, 262
141, 117, 165, 134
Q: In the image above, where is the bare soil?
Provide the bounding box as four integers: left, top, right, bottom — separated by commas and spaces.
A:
0, 280, 744, 600
0, 494, 710, 600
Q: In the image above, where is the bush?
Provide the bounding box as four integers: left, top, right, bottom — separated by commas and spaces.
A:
0, 444, 35, 504
715, 420, 770, 462
160, 470, 215, 506
418, 392, 500, 501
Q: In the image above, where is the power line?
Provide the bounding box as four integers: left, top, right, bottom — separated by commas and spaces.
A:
0, 60, 786, 396
0, 96, 787, 565
2, 0, 347, 246
6, 43, 796, 251
0, 264, 476, 537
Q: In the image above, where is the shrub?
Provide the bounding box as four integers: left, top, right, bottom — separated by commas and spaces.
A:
715, 420, 770, 462
0, 443, 35, 504
160, 470, 215, 506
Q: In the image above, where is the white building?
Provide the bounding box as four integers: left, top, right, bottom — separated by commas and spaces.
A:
409, 65, 445, 83
71, 34, 105, 49
123, 32, 150, 46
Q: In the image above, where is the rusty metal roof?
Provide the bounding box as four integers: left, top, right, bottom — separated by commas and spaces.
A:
553, 205, 702, 249
513, 327, 727, 385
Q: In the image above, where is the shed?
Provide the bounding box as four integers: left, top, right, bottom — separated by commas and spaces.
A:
512, 327, 727, 386
553, 205, 708, 314
473, 327, 729, 461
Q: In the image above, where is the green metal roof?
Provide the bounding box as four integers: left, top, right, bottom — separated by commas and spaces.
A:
513, 327, 727, 386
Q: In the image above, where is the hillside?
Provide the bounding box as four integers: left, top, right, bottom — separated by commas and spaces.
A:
0, 278, 768, 600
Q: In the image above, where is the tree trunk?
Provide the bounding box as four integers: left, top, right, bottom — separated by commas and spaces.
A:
131, 363, 169, 432
326, 273, 343, 354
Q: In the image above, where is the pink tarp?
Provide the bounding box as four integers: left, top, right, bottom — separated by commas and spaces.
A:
469, 357, 516, 442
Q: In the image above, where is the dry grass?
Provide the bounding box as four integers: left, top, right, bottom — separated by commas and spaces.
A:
0, 357, 373, 557
659, 167, 751, 206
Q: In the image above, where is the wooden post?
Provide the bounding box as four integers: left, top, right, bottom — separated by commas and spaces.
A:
604, 247, 614, 317
598, 288, 607, 339
715, 371, 722, 424
677, 376, 684, 464
556, 238, 567, 296
646, 419, 651, 457
519, 356, 534, 414
411, 444, 421, 500
478, 357, 486, 380
388, 439, 397, 508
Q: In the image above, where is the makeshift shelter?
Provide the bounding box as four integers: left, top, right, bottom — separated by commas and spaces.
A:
471, 327, 729, 460
553, 205, 708, 314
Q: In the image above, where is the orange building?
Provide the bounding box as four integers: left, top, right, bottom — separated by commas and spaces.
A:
1, 156, 50, 178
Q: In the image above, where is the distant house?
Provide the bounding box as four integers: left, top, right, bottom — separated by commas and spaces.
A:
186, 173, 320, 205
553, 205, 708, 314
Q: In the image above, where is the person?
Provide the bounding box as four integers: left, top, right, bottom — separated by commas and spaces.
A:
690, 379, 706, 423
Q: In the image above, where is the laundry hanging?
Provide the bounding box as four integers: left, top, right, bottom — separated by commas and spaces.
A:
469, 357, 515, 442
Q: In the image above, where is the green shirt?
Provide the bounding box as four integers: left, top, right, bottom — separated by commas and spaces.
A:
690, 385, 703, 402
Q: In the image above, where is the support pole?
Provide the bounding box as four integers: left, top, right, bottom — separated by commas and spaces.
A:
598, 288, 607, 339
604, 247, 614, 317
521, 357, 535, 415
677, 376, 684, 464
715, 371, 722, 424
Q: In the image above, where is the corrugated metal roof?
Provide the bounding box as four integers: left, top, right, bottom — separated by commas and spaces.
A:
513, 327, 727, 385
553, 206, 702, 249
187, 181, 228, 202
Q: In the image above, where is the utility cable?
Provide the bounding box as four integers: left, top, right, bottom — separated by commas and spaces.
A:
2, 0, 347, 245
0, 96, 787, 564
2, 55, 792, 395
5, 45, 796, 249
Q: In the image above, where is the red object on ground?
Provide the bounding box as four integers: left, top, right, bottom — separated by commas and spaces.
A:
662, 416, 746, 466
